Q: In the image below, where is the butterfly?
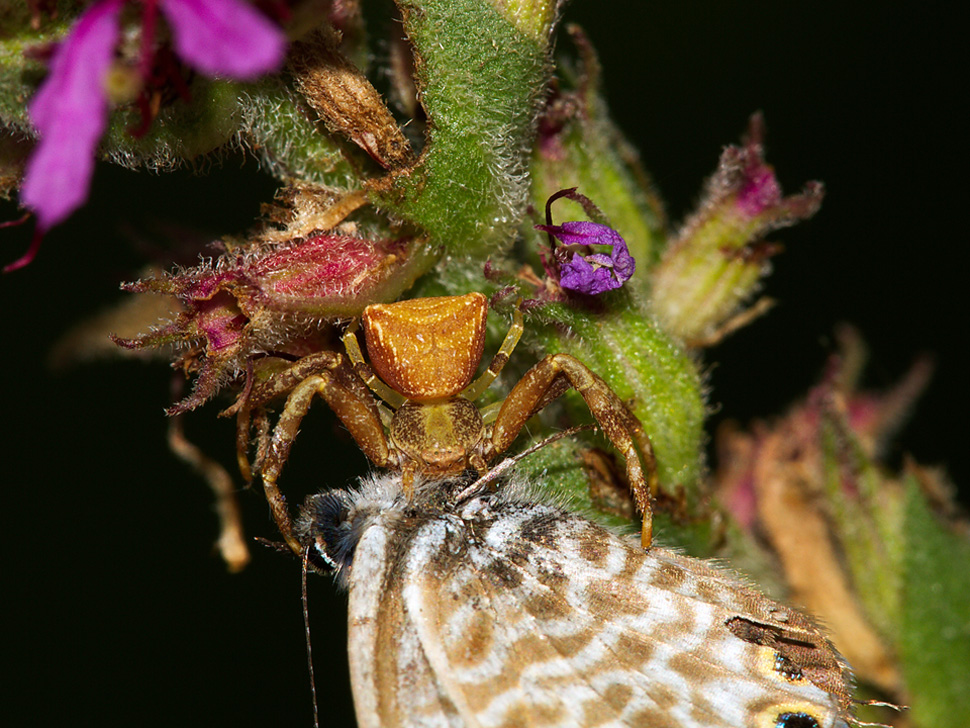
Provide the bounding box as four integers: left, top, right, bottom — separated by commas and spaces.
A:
296, 472, 856, 728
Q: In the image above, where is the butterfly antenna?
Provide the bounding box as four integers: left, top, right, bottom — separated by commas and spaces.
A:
302, 546, 320, 728
849, 699, 906, 728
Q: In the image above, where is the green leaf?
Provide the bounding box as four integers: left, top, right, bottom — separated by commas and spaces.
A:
0, 4, 75, 132
819, 414, 904, 638
374, 0, 558, 255
900, 475, 970, 727
103, 78, 242, 170
237, 77, 355, 186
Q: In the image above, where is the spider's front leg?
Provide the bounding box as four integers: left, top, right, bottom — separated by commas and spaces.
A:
231, 351, 346, 485
260, 358, 391, 555
490, 354, 660, 548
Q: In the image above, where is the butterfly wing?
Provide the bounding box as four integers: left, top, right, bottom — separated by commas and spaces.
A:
397, 500, 853, 728
347, 518, 465, 728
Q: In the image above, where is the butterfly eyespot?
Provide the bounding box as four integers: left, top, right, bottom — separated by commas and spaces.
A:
775, 711, 820, 728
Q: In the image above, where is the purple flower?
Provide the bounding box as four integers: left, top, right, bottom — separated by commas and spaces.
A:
19, 0, 287, 232
158, 0, 288, 79
735, 157, 782, 218
19, 0, 124, 231
537, 220, 636, 295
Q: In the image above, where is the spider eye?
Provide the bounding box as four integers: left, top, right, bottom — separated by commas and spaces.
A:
298, 490, 356, 573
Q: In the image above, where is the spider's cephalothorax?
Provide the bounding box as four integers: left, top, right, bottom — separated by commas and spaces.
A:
250, 293, 658, 555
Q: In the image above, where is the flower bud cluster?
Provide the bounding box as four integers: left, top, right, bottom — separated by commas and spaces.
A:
115, 230, 408, 413
651, 115, 824, 345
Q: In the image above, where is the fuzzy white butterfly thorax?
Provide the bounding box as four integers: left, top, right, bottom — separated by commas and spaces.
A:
297, 474, 854, 728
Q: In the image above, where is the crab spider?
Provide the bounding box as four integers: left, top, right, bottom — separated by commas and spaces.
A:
251, 293, 659, 554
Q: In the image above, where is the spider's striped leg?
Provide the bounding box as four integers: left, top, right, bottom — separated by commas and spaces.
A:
261, 367, 390, 555
490, 353, 659, 548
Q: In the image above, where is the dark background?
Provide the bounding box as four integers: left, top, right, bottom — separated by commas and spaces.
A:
3, 2, 966, 726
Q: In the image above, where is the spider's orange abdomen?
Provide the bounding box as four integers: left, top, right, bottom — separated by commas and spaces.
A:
363, 293, 488, 401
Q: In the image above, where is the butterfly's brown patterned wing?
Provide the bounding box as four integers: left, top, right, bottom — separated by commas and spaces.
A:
336, 476, 855, 728
397, 498, 854, 728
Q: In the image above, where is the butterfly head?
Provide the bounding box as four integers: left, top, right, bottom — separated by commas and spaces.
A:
296, 488, 359, 580
295, 472, 442, 585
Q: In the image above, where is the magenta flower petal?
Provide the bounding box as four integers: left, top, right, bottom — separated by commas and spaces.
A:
159, 0, 286, 80
19, 0, 124, 230
736, 159, 782, 217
